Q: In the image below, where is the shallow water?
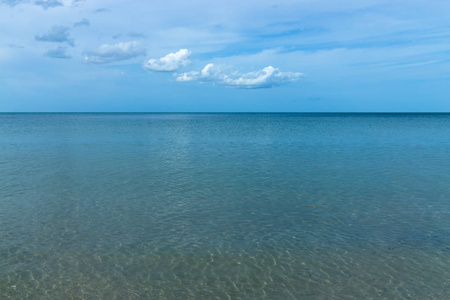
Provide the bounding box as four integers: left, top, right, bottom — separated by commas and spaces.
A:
1, 113, 450, 299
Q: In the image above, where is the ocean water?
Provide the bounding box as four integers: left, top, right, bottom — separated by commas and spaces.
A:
1, 113, 450, 299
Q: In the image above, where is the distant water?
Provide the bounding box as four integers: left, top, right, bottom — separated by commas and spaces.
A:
1, 113, 450, 299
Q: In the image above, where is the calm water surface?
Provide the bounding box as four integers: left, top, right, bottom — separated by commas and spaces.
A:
1, 113, 450, 299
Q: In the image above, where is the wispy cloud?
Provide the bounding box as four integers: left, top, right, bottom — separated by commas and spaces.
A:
94, 8, 109, 13
176, 64, 303, 88
113, 33, 146, 40
35, 26, 74, 46
8, 44, 25, 49
1, 0, 27, 6
34, 0, 62, 9
1, 0, 69, 8
143, 49, 191, 72
73, 18, 90, 27
83, 41, 145, 64
44, 46, 71, 59
128, 32, 146, 38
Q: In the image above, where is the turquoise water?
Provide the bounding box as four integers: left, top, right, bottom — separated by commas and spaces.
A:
1, 113, 450, 299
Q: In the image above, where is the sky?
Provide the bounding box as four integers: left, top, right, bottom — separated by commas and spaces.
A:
0, 0, 449, 112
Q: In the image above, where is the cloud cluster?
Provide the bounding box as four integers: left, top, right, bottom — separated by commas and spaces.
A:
35, 26, 74, 46
83, 41, 145, 64
176, 64, 303, 88
143, 49, 191, 71
141, 48, 303, 88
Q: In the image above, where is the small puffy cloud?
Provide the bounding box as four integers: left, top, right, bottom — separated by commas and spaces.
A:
44, 46, 71, 59
143, 49, 191, 72
35, 26, 74, 46
74, 18, 90, 27
34, 0, 62, 9
83, 41, 145, 64
176, 64, 303, 88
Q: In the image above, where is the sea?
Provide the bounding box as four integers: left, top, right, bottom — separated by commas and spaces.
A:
1, 113, 449, 299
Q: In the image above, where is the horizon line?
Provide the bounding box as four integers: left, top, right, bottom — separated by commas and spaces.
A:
0, 112, 449, 114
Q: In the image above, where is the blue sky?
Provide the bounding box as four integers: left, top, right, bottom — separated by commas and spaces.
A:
1, 0, 449, 112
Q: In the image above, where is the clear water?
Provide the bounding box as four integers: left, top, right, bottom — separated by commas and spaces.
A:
1, 113, 450, 299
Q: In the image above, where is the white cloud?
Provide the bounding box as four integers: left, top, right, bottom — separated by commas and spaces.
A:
83, 41, 145, 64
143, 49, 191, 72
176, 64, 303, 88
